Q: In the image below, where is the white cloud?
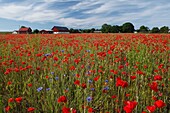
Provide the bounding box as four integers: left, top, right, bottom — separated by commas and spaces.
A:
0, 0, 170, 29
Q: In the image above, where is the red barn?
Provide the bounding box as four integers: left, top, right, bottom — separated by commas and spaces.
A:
18, 27, 32, 34
51, 26, 69, 34
40, 30, 53, 34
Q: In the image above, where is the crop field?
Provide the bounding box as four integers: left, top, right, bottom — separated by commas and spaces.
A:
0, 33, 170, 113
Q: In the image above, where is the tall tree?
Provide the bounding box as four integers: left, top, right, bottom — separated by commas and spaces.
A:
122, 22, 135, 33
139, 25, 149, 33
91, 28, 95, 33
151, 27, 160, 33
160, 26, 169, 33
111, 25, 120, 33
33, 29, 39, 34
21, 26, 26, 28
101, 24, 112, 33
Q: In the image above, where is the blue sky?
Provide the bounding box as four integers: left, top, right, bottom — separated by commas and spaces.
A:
0, 0, 170, 31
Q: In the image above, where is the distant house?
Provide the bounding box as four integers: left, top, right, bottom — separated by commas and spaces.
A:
94, 30, 102, 33
52, 26, 69, 34
12, 30, 18, 34
18, 27, 32, 34
134, 31, 138, 33
40, 29, 53, 34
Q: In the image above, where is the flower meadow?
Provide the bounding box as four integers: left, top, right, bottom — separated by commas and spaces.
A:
0, 33, 170, 113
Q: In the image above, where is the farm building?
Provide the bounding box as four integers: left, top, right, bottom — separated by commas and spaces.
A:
12, 30, 18, 34
94, 30, 102, 33
52, 26, 70, 34
18, 27, 32, 34
40, 30, 53, 34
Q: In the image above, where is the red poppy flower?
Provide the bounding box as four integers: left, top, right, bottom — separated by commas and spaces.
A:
107, 50, 112, 54
149, 81, 158, 92
8, 98, 14, 103
93, 76, 100, 81
147, 105, 156, 113
154, 75, 162, 81
71, 108, 77, 113
116, 77, 128, 88
62, 106, 70, 113
111, 95, 117, 99
130, 76, 136, 80
5, 106, 10, 112
27, 83, 33, 87
154, 100, 166, 108
74, 80, 80, 86
7, 81, 12, 85
45, 76, 49, 79
53, 56, 58, 61
123, 101, 137, 113
81, 83, 87, 89
15, 97, 22, 103
69, 66, 75, 70
88, 107, 94, 113
57, 96, 67, 103
27, 107, 35, 112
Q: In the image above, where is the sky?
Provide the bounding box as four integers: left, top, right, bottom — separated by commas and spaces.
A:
0, 0, 170, 31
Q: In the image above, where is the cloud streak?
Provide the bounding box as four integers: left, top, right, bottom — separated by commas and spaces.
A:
0, 0, 170, 29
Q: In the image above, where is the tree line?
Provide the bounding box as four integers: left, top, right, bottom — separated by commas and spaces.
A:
69, 22, 169, 33
29, 22, 169, 34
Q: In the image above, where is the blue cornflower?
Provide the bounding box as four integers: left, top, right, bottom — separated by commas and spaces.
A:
61, 50, 64, 53
51, 72, 54, 75
44, 53, 51, 57
86, 96, 92, 102
104, 86, 109, 90
37, 87, 43, 92
46, 88, 50, 91
55, 76, 59, 80
90, 88, 95, 91
88, 80, 93, 83
87, 65, 91, 69
86, 50, 90, 53
105, 80, 109, 83
87, 71, 91, 75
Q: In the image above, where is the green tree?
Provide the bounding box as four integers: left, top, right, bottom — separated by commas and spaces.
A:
151, 27, 160, 33
119, 26, 123, 33
122, 22, 135, 33
111, 25, 120, 33
91, 28, 95, 33
101, 24, 112, 33
139, 25, 149, 33
21, 26, 26, 28
160, 26, 169, 33
69, 28, 74, 33
70, 28, 80, 33
33, 29, 39, 34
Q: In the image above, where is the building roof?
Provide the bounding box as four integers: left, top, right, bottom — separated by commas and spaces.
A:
19, 27, 31, 32
52, 26, 69, 31
40, 29, 53, 31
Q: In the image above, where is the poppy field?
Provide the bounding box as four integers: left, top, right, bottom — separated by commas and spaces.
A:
0, 33, 170, 113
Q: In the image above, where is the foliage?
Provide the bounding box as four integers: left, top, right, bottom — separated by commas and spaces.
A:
101, 24, 120, 33
139, 25, 150, 33
122, 22, 135, 33
33, 29, 39, 34
21, 26, 27, 28
160, 26, 169, 33
151, 27, 160, 33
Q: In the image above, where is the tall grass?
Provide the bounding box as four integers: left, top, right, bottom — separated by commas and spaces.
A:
0, 34, 169, 113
